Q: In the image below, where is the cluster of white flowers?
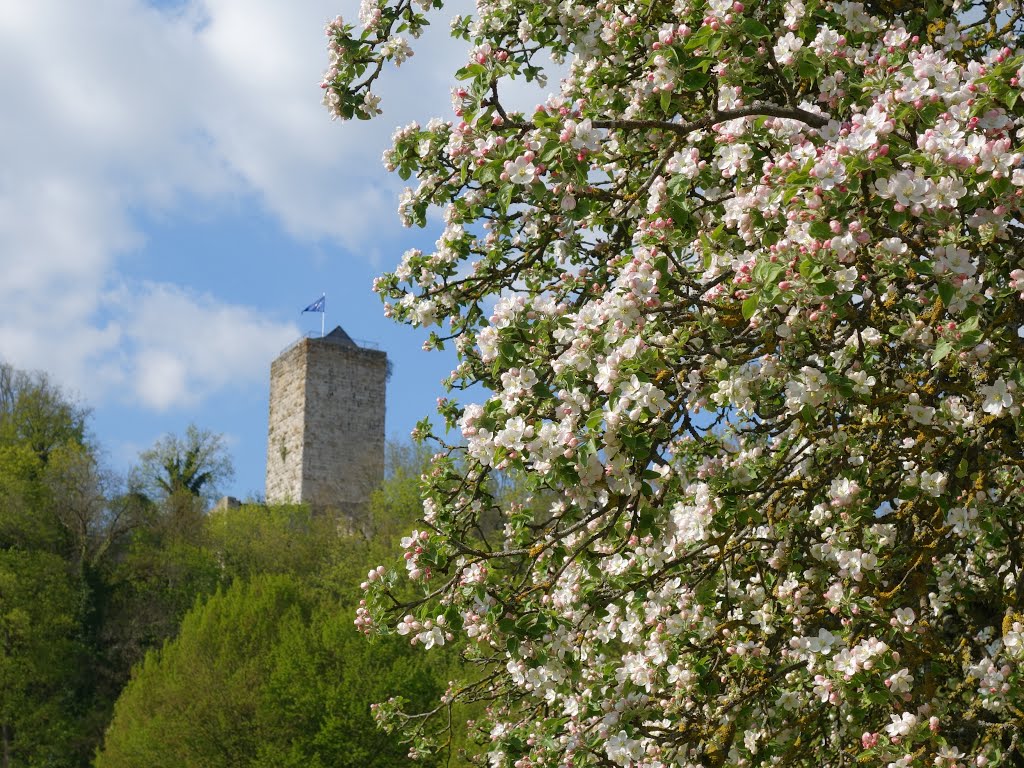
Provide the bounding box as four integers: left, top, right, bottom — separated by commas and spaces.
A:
326, 0, 1024, 764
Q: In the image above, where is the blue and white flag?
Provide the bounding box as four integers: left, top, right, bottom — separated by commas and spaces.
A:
302, 295, 325, 313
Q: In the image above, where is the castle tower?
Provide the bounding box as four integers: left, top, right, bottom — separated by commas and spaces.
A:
265, 326, 387, 514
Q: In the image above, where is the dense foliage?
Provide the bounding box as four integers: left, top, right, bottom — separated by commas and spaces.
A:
0, 361, 454, 767
0, 549, 89, 765
324, 0, 1024, 766
1, 364, 117, 766
96, 572, 454, 768
96, 444, 469, 768
132, 424, 234, 503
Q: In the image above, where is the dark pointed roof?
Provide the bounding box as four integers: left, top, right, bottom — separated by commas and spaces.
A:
321, 325, 358, 348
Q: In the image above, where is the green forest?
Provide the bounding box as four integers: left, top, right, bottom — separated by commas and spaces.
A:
0, 362, 466, 767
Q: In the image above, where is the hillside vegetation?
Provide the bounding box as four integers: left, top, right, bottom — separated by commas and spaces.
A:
0, 362, 467, 767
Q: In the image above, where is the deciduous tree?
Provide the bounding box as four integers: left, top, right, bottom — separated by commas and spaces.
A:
0, 550, 89, 768
96, 573, 456, 768
133, 424, 234, 505
324, 1, 1024, 765
0, 362, 88, 464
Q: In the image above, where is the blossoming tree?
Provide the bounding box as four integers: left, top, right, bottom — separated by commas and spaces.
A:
323, 0, 1024, 765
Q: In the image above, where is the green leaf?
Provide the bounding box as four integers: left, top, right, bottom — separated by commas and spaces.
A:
455, 64, 485, 81
741, 17, 771, 38
516, 613, 543, 636
960, 330, 983, 347
477, 164, 496, 185
960, 315, 980, 333
763, 262, 786, 284
931, 338, 953, 365
913, 259, 933, 276
685, 25, 714, 51
798, 259, 819, 279
800, 403, 818, 424
816, 279, 837, 296
938, 282, 955, 307
682, 70, 710, 90
660, 90, 672, 113
797, 59, 819, 80
808, 220, 832, 240
753, 259, 785, 284
444, 604, 463, 630
741, 294, 759, 320
497, 184, 514, 214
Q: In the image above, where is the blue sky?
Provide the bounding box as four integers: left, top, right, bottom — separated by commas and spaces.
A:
0, 0, 476, 498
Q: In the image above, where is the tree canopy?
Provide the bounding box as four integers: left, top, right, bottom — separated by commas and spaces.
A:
133, 424, 234, 503
96, 459, 469, 768
0, 549, 89, 768
324, 0, 1024, 766
2, 360, 466, 766
0, 365, 243, 766
96, 573, 458, 768
0, 362, 89, 470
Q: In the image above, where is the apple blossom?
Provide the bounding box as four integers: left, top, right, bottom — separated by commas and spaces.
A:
324, 0, 1024, 765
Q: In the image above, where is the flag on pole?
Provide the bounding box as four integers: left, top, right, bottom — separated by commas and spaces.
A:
302, 295, 325, 313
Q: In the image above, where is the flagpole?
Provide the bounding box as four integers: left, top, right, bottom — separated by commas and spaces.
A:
322, 294, 325, 338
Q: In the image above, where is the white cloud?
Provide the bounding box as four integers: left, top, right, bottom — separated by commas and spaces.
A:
0, 0, 467, 410
111, 282, 299, 410
0, 0, 561, 416
134, 351, 189, 411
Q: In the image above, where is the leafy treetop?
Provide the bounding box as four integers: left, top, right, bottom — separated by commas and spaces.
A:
133, 424, 234, 504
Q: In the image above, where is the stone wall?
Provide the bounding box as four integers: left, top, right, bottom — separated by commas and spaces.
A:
265, 333, 387, 515
265, 341, 307, 504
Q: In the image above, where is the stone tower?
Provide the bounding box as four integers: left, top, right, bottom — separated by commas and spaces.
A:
265, 326, 387, 514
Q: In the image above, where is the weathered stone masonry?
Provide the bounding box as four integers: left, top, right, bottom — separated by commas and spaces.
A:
265, 326, 387, 515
